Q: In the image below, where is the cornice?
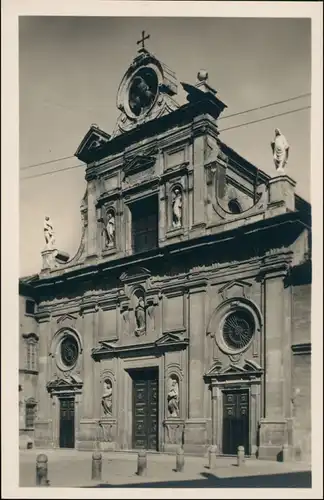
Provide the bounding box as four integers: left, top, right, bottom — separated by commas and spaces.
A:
291, 342, 311, 355
92, 333, 189, 360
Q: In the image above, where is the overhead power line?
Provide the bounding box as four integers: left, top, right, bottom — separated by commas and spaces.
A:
20, 154, 75, 171
20, 104, 311, 181
219, 105, 311, 133
20, 92, 310, 171
219, 92, 310, 121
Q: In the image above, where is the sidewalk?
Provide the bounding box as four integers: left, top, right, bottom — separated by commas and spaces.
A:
20, 449, 312, 488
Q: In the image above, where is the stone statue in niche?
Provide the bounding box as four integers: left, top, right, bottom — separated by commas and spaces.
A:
172, 188, 182, 229
101, 210, 115, 248
44, 216, 55, 248
167, 376, 180, 417
134, 294, 146, 335
101, 379, 113, 416
271, 128, 290, 173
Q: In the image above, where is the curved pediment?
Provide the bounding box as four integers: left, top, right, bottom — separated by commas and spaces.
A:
119, 267, 151, 284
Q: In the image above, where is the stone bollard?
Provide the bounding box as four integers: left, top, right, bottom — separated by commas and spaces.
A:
237, 445, 245, 467
91, 451, 102, 481
176, 447, 184, 472
137, 450, 147, 476
208, 445, 217, 469
282, 444, 290, 463
36, 454, 49, 486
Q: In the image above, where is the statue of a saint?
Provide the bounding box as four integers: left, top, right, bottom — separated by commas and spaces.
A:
172, 188, 182, 228
101, 210, 115, 248
44, 216, 55, 248
167, 377, 180, 417
135, 296, 146, 332
101, 379, 113, 416
271, 128, 290, 173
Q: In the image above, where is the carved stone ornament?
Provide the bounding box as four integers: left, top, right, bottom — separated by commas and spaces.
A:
113, 48, 178, 137
164, 421, 185, 445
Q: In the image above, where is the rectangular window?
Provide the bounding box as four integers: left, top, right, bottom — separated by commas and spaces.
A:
131, 196, 158, 254
25, 300, 35, 315
25, 404, 36, 428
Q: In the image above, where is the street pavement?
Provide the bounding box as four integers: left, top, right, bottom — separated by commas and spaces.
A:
19, 449, 312, 488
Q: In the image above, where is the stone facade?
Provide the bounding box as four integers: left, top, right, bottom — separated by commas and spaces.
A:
19, 45, 312, 461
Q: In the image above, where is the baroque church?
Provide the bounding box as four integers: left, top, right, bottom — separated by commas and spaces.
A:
19, 34, 312, 462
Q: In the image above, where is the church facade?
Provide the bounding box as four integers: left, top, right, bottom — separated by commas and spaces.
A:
19, 41, 312, 461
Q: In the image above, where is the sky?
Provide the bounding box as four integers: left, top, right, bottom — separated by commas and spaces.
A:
19, 16, 311, 276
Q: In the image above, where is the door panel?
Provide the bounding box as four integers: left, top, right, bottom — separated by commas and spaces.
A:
132, 369, 158, 450
222, 390, 249, 455
59, 398, 75, 449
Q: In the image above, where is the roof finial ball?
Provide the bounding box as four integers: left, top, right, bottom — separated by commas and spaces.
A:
197, 70, 209, 82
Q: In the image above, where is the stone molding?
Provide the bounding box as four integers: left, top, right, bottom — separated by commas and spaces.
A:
291, 342, 311, 355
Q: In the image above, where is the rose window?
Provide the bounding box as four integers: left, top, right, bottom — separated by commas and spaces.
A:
222, 311, 254, 350
60, 336, 79, 367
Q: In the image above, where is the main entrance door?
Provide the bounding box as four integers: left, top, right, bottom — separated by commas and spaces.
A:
132, 368, 158, 450
59, 398, 75, 448
222, 389, 250, 455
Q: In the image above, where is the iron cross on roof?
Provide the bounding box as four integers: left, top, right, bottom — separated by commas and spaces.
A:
137, 30, 150, 52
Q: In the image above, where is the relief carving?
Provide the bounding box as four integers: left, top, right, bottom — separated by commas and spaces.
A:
164, 422, 185, 445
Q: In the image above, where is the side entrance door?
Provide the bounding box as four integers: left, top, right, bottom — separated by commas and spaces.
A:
59, 397, 75, 448
132, 368, 158, 451
222, 389, 250, 455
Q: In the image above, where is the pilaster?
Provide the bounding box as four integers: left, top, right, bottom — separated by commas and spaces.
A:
184, 282, 208, 454
258, 265, 292, 460
78, 300, 98, 450
34, 311, 52, 448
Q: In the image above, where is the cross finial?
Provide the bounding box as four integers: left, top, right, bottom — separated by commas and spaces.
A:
137, 30, 150, 52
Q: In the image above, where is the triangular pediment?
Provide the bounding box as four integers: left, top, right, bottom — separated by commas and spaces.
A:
205, 359, 263, 380
47, 374, 83, 393
123, 154, 156, 178
155, 332, 184, 346
219, 279, 252, 300
75, 125, 111, 163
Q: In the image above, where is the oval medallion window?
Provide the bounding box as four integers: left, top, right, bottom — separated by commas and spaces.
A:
222, 310, 254, 350
60, 336, 79, 368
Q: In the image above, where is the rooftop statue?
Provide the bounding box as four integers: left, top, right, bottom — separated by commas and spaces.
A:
271, 128, 290, 173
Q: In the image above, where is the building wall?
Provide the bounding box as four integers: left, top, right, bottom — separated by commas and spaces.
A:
19, 294, 39, 447
291, 283, 311, 462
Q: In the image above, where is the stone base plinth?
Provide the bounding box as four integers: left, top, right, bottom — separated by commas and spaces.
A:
34, 419, 53, 448
76, 419, 99, 451
258, 418, 288, 461
98, 418, 117, 452
268, 175, 296, 213
163, 418, 185, 453
183, 419, 208, 456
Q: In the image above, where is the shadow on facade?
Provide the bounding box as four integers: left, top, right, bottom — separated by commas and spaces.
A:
81, 470, 312, 489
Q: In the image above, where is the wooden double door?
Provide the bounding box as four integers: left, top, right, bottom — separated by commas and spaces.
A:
59, 397, 75, 448
222, 389, 250, 455
132, 368, 158, 451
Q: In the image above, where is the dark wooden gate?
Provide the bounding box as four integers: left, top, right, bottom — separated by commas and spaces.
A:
222, 389, 250, 455
132, 368, 158, 450
59, 397, 75, 448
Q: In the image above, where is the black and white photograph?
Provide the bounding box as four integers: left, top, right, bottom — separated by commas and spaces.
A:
1, 1, 323, 497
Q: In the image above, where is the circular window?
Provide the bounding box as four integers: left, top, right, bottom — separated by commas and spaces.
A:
228, 199, 242, 214
222, 310, 254, 350
60, 336, 79, 368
